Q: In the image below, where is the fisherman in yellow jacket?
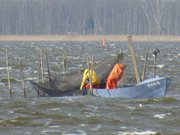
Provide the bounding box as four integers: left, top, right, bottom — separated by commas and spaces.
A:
80, 69, 101, 90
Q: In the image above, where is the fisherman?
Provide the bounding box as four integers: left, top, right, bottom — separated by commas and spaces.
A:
106, 64, 126, 89
80, 69, 101, 92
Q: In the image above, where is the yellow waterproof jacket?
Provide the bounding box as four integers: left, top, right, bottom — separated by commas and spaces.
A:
80, 69, 101, 90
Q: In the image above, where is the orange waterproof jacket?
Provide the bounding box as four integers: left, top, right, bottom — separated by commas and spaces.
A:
80, 69, 101, 90
106, 64, 125, 89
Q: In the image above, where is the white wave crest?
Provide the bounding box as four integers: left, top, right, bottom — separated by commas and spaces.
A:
118, 131, 158, 135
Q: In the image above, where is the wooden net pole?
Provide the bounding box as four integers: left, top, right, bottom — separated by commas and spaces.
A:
127, 35, 141, 83
89, 54, 94, 95
5, 48, 12, 97
20, 58, 26, 98
37, 52, 41, 97
45, 49, 51, 82
141, 46, 149, 81
40, 50, 44, 83
63, 49, 67, 74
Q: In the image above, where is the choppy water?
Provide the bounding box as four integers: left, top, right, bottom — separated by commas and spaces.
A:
0, 41, 179, 135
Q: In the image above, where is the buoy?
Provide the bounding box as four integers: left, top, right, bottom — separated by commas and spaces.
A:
102, 36, 106, 46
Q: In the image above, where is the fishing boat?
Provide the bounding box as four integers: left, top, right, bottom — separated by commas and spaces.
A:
30, 35, 172, 98
85, 36, 172, 99
88, 76, 171, 99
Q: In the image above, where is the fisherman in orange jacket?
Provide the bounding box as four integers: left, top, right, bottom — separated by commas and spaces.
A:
80, 69, 101, 90
106, 64, 126, 89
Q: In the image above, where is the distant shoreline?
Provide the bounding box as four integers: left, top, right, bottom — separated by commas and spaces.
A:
0, 35, 180, 42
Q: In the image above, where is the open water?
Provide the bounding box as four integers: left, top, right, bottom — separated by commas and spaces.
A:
0, 41, 179, 135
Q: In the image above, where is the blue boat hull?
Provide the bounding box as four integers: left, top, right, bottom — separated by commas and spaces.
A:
90, 76, 171, 99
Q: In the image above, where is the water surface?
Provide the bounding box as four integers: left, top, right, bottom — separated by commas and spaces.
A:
0, 41, 179, 135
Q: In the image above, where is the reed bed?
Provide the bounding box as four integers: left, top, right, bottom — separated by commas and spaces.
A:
0, 35, 180, 42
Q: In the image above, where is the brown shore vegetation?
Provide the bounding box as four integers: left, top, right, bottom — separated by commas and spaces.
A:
0, 35, 180, 42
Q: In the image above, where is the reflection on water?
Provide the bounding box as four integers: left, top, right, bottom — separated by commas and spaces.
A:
0, 41, 179, 135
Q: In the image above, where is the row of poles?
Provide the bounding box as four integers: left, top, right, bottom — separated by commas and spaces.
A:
4, 48, 67, 98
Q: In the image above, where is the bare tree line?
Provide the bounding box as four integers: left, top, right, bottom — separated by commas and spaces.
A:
0, 0, 179, 35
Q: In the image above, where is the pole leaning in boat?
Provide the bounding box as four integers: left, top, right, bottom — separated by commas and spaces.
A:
141, 46, 150, 81
127, 35, 141, 83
